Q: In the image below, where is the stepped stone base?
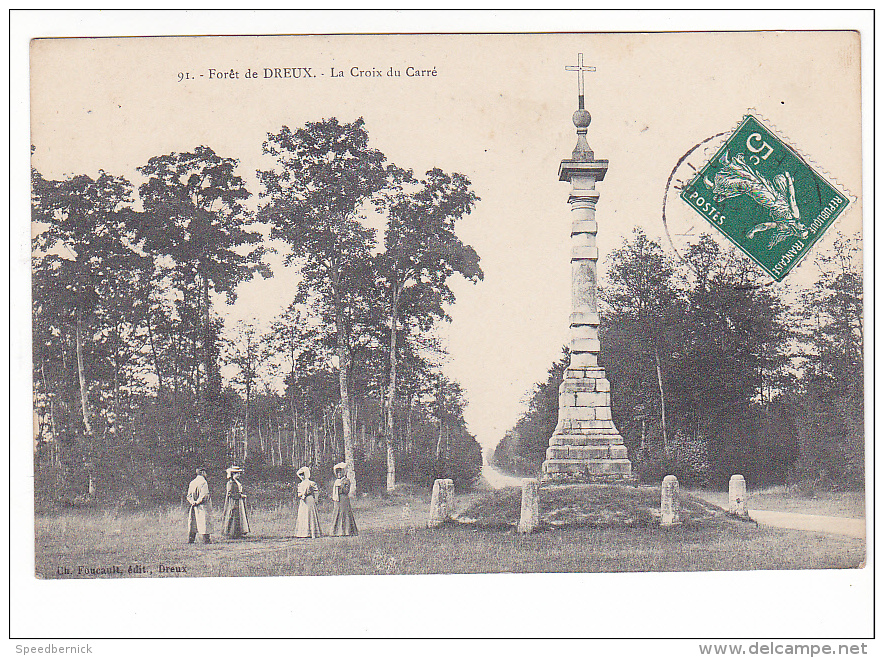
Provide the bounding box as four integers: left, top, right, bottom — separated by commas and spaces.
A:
541, 367, 633, 483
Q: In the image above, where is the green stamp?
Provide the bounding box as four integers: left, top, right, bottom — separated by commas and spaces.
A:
680, 114, 850, 281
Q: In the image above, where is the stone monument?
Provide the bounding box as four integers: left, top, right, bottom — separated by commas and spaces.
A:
542, 54, 632, 482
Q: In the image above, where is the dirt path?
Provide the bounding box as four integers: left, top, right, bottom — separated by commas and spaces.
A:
479, 463, 525, 489
689, 491, 865, 539
748, 509, 865, 539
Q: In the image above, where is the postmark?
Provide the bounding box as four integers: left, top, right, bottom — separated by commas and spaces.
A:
679, 114, 850, 281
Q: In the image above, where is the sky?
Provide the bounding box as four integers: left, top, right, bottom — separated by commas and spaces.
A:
29, 31, 862, 454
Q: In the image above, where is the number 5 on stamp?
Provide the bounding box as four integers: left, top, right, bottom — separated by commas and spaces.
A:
680, 114, 851, 282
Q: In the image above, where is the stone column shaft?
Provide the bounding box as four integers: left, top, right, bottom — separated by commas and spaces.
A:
541, 142, 632, 482
568, 180, 600, 369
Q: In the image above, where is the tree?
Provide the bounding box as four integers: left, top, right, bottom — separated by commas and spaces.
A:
602, 229, 681, 451
493, 350, 569, 476
136, 146, 269, 406
259, 118, 388, 493
430, 375, 482, 488
32, 170, 144, 496
676, 236, 796, 484
374, 166, 482, 491
793, 233, 863, 487
224, 321, 262, 465
802, 233, 863, 391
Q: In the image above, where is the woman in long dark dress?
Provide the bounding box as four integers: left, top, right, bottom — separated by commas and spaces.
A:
221, 466, 251, 539
331, 462, 358, 536
295, 466, 323, 538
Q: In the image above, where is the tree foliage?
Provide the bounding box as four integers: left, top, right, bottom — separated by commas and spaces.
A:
258, 118, 389, 494
495, 230, 860, 490
374, 165, 482, 490
31, 118, 486, 508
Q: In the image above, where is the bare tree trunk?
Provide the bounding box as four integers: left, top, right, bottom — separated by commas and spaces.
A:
267, 411, 279, 468
41, 360, 58, 449
273, 414, 278, 466
436, 424, 446, 461
171, 331, 180, 400
289, 397, 297, 466
40, 359, 62, 496
75, 307, 94, 496
654, 346, 668, 452
146, 311, 165, 394
243, 401, 250, 465
333, 282, 357, 495
75, 308, 92, 437
406, 391, 414, 455
434, 380, 445, 459
328, 406, 334, 462
200, 272, 210, 405
112, 328, 120, 440
270, 413, 276, 467
311, 417, 319, 466
384, 285, 400, 492
435, 412, 445, 459
276, 412, 283, 467
294, 408, 300, 467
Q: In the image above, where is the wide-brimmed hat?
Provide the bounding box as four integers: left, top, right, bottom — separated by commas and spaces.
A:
226, 466, 243, 476
296, 466, 310, 480
333, 462, 347, 474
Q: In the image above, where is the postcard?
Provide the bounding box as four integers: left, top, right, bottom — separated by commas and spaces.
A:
18, 24, 867, 642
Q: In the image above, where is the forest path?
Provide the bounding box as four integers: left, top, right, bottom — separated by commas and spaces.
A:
690, 491, 865, 539
748, 509, 866, 539
479, 463, 525, 490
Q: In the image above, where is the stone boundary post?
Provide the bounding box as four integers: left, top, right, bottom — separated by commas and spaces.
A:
728, 474, 749, 518
661, 475, 680, 526
517, 479, 540, 534
428, 478, 454, 528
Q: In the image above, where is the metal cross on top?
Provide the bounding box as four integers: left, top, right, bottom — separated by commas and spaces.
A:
565, 53, 596, 110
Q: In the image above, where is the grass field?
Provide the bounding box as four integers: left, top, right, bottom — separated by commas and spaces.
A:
35, 485, 865, 579
689, 487, 866, 519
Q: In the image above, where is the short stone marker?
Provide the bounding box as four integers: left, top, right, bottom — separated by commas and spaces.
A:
517, 478, 540, 533
427, 478, 455, 528
661, 475, 680, 526
399, 502, 414, 533
728, 474, 749, 518
442, 478, 454, 515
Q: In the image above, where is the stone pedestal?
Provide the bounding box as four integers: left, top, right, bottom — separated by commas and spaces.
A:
541, 115, 632, 483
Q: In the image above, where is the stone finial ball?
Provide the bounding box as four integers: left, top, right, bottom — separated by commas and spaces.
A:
572, 108, 592, 127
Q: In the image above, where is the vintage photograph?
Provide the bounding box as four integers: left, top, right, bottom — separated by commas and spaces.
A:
19, 20, 874, 644
27, 28, 864, 597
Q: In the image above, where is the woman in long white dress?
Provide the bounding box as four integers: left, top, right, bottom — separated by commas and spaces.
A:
295, 466, 323, 538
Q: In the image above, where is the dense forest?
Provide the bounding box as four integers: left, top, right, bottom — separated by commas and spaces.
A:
31, 118, 484, 506
494, 229, 863, 490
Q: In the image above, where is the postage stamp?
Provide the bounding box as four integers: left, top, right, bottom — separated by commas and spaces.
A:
679, 114, 850, 281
